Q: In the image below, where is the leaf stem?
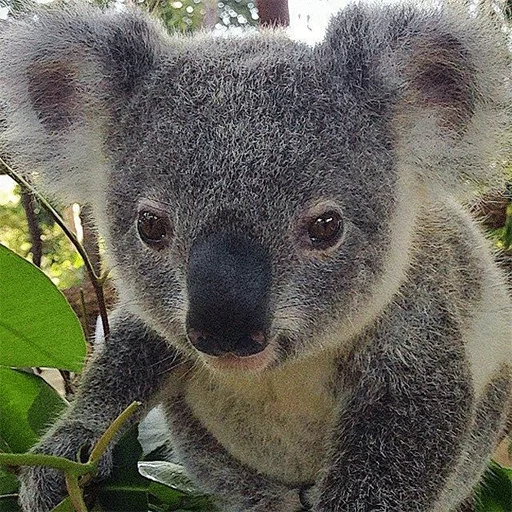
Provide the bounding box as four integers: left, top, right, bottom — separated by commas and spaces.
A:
0, 453, 96, 477
89, 401, 141, 464
0, 494, 19, 500
65, 473, 88, 512
80, 401, 142, 487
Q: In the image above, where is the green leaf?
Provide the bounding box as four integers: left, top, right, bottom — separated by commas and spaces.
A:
147, 481, 183, 507
0, 468, 18, 496
138, 461, 201, 496
0, 439, 10, 454
475, 461, 512, 512
0, 495, 20, 512
139, 461, 217, 510
97, 487, 148, 511
97, 426, 149, 511
0, 368, 66, 453
0, 244, 86, 372
0, 467, 18, 512
27, 382, 68, 438
108, 425, 146, 485
95, 424, 217, 511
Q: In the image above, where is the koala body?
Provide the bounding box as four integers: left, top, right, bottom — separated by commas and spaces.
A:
0, 2, 511, 511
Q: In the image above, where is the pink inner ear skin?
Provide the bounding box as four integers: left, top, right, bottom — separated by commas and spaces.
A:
410, 34, 476, 130
28, 60, 79, 131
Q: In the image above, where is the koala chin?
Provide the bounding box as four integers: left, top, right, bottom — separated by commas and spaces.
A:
1, 1, 511, 511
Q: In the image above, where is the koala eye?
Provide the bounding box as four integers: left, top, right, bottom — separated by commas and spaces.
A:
308, 211, 344, 249
137, 210, 171, 248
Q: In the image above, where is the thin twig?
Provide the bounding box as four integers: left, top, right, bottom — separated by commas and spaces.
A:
0, 156, 110, 339
0, 494, 19, 500
0, 453, 96, 476
20, 191, 43, 267
65, 473, 88, 512
79, 288, 91, 340
88, 401, 141, 463
80, 401, 141, 487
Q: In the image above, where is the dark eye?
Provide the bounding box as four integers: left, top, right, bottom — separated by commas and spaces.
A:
137, 210, 171, 248
308, 211, 344, 249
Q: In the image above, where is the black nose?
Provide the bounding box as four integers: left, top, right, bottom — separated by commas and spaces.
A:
186, 231, 271, 357
187, 329, 267, 357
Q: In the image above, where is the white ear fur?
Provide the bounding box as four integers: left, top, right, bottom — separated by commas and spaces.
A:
323, 3, 510, 198
383, 6, 510, 197
0, 4, 167, 205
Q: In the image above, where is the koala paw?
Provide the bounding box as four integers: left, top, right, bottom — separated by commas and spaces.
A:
19, 464, 67, 512
18, 422, 113, 512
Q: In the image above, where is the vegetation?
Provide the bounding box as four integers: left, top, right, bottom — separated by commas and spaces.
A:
0, 242, 217, 511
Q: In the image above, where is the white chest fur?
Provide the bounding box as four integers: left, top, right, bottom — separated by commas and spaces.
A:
184, 351, 339, 485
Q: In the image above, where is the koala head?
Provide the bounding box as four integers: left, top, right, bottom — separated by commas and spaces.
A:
0, 3, 508, 372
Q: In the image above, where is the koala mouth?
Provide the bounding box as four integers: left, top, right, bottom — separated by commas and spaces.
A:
201, 345, 276, 373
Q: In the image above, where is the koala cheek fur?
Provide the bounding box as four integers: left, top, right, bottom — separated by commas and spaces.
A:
0, 2, 511, 511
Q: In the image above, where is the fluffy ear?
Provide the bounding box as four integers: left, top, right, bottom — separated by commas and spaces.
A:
0, 4, 167, 204
321, 4, 510, 195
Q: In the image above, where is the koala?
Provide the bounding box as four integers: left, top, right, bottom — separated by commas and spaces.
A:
1, 1, 511, 511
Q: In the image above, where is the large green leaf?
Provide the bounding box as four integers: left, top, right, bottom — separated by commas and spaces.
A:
0, 469, 18, 496
475, 461, 512, 512
0, 368, 66, 453
0, 496, 19, 512
97, 425, 150, 511
0, 244, 86, 372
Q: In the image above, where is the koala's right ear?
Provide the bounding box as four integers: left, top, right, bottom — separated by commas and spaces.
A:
0, 4, 167, 204
321, 4, 510, 196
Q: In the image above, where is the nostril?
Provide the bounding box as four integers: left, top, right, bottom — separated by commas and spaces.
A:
187, 329, 211, 347
187, 329, 225, 357
250, 331, 267, 347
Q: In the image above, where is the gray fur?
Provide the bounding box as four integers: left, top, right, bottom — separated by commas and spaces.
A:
0, 2, 511, 511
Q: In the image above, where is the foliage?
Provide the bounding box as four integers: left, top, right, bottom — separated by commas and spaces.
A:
0, 244, 217, 511
0, 0, 259, 32
0, 180, 84, 289
475, 462, 512, 512
127, 0, 258, 33
0, 244, 86, 370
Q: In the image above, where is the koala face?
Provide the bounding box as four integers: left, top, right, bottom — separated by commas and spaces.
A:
1, 4, 507, 372
103, 38, 400, 372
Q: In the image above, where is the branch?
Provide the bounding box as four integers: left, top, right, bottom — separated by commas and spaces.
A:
256, 0, 289, 27
65, 474, 88, 512
0, 453, 96, 477
20, 191, 43, 267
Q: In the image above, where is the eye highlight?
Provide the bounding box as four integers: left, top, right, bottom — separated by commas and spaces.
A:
307, 210, 344, 250
137, 210, 171, 248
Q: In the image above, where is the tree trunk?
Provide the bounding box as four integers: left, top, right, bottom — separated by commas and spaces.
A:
256, 0, 289, 27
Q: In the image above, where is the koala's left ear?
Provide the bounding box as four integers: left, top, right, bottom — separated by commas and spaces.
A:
321, 4, 510, 194
0, 4, 168, 205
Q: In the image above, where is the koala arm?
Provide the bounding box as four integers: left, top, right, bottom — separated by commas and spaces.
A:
310, 295, 473, 512
19, 310, 182, 512
166, 396, 307, 512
